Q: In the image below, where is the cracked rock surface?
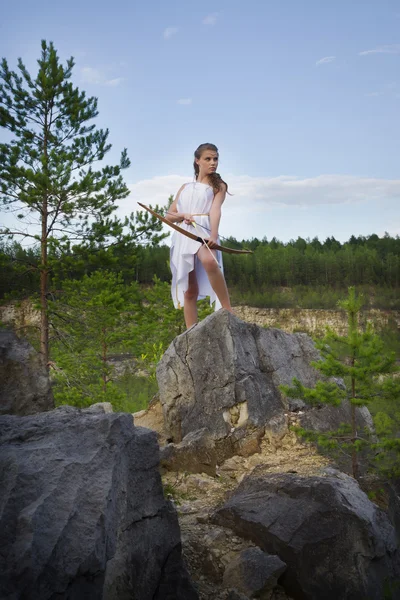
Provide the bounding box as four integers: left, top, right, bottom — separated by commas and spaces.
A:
156, 311, 373, 475
156, 311, 321, 446
213, 468, 400, 600
0, 404, 198, 600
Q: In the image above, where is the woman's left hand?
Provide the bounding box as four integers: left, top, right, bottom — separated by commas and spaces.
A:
206, 234, 218, 249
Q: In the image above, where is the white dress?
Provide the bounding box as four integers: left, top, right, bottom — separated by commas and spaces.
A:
170, 181, 224, 311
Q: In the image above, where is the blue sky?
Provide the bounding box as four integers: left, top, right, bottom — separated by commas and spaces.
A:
1, 0, 399, 243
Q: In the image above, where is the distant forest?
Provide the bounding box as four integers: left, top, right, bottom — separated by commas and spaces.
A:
1, 232, 399, 310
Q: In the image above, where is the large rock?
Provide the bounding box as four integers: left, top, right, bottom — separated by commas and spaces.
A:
0, 404, 198, 600
156, 311, 373, 472
157, 311, 320, 445
0, 329, 53, 416
213, 467, 399, 600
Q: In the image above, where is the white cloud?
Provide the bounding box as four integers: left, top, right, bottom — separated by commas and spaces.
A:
106, 78, 124, 87
316, 56, 336, 66
359, 44, 400, 56
163, 27, 179, 40
365, 82, 399, 98
120, 173, 400, 211
177, 98, 192, 105
116, 174, 400, 242
80, 67, 124, 87
202, 13, 219, 26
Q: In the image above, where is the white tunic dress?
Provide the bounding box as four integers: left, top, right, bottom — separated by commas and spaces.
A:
170, 182, 224, 310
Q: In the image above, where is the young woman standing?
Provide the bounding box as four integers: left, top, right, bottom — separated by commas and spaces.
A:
167, 143, 234, 328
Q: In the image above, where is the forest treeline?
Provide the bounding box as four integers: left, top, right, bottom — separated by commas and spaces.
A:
2, 231, 399, 309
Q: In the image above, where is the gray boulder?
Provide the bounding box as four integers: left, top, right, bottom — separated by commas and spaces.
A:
213, 467, 399, 600
156, 311, 374, 472
223, 547, 286, 597
0, 329, 53, 416
299, 401, 375, 475
299, 400, 374, 434
156, 311, 320, 461
160, 428, 217, 476
0, 404, 198, 600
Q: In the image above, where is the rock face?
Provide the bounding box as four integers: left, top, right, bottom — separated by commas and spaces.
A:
156, 311, 373, 474
234, 306, 400, 337
0, 404, 198, 600
213, 468, 399, 600
222, 547, 286, 597
157, 311, 320, 456
0, 329, 53, 416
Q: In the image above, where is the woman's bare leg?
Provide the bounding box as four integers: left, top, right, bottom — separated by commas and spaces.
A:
184, 270, 199, 328
197, 246, 234, 313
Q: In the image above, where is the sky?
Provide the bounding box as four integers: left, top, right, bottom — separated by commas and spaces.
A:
1, 0, 399, 243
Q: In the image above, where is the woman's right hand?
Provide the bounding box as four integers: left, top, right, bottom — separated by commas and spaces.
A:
183, 214, 194, 225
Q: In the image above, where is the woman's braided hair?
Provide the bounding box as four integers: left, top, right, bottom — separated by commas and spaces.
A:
193, 143, 230, 194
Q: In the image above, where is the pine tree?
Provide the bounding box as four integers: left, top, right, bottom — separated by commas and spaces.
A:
280, 287, 399, 478
0, 40, 165, 365
50, 270, 143, 409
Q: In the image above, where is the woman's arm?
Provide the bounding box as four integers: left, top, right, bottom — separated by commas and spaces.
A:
208, 183, 227, 248
166, 185, 194, 224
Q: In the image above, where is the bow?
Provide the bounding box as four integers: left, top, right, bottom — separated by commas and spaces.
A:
137, 203, 253, 255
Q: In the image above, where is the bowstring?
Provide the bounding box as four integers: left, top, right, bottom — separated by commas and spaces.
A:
190, 220, 221, 267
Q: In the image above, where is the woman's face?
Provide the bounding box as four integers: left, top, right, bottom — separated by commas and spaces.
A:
196, 150, 219, 176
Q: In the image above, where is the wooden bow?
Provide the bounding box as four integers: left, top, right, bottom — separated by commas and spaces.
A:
138, 203, 253, 255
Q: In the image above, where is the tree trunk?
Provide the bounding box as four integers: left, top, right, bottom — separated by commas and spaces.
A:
351, 402, 358, 479
40, 110, 49, 368
351, 373, 358, 479
102, 328, 107, 393
40, 260, 49, 367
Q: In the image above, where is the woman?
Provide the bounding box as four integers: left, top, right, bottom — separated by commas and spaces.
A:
167, 143, 234, 329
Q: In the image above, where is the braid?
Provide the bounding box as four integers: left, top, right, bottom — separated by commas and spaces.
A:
193, 143, 230, 194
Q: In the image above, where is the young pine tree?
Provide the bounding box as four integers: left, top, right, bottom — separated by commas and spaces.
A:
280, 287, 398, 479
0, 40, 165, 365
50, 270, 143, 409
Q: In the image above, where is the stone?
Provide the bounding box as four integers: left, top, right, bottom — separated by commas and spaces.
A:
160, 428, 217, 476
213, 468, 399, 600
0, 406, 198, 600
223, 547, 286, 597
286, 398, 306, 412
299, 400, 374, 434
264, 413, 288, 444
299, 400, 375, 475
388, 479, 400, 546
0, 329, 54, 416
156, 311, 322, 467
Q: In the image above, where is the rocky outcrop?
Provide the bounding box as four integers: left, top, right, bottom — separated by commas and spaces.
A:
156, 312, 320, 464
0, 329, 53, 416
0, 404, 198, 600
155, 311, 373, 475
213, 467, 399, 600
234, 306, 400, 336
